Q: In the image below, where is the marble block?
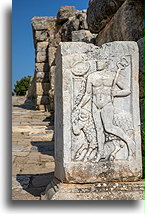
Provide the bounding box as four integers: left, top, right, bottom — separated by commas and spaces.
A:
54, 41, 142, 183
41, 178, 144, 200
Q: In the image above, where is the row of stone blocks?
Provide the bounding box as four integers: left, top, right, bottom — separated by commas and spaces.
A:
30, 17, 59, 110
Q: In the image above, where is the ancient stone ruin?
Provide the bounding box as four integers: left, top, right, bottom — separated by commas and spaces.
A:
41, 41, 143, 200
27, 1, 143, 200
27, 1, 144, 135
27, 6, 96, 111
54, 41, 142, 182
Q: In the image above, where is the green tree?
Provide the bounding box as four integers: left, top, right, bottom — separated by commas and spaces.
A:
13, 76, 32, 96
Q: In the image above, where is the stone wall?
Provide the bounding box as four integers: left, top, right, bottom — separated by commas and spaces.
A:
28, 6, 96, 111
30, 16, 59, 111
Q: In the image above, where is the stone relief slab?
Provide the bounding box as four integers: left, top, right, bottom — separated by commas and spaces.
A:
55, 42, 142, 183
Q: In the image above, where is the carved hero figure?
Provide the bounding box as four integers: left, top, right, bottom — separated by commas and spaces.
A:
73, 58, 135, 162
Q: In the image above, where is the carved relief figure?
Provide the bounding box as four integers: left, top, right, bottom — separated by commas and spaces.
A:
72, 57, 135, 162
72, 107, 98, 161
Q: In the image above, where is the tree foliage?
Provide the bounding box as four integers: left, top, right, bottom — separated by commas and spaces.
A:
13, 76, 32, 96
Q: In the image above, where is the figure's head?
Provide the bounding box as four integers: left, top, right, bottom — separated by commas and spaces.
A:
96, 60, 108, 71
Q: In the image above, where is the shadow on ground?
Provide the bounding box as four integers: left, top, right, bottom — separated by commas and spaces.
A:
16, 172, 54, 197
13, 103, 35, 110
12, 97, 36, 110
31, 141, 54, 156
43, 113, 54, 127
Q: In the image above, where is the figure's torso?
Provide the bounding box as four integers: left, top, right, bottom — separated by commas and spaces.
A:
89, 70, 116, 109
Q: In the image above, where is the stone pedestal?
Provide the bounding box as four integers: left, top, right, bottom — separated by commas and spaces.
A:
41, 178, 144, 200
42, 41, 142, 200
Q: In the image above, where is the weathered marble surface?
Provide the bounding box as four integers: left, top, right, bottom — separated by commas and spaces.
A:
54, 41, 142, 183
41, 178, 144, 200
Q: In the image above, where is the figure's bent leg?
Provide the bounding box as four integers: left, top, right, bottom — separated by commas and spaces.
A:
101, 103, 135, 158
